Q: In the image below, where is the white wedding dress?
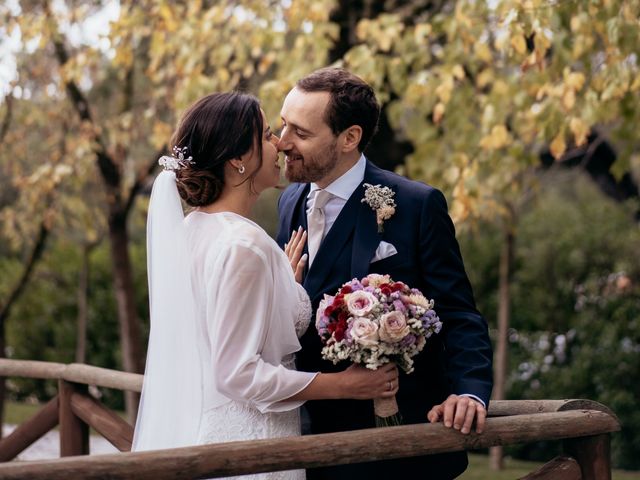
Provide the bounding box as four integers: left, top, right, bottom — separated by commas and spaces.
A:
186, 211, 316, 480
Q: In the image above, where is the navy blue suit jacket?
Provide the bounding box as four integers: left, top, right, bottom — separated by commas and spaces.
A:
276, 160, 493, 479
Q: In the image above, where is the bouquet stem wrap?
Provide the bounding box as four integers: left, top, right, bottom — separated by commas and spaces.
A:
374, 396, 402, 427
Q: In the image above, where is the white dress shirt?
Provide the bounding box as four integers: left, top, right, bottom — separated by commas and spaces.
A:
306, 154, 366, 232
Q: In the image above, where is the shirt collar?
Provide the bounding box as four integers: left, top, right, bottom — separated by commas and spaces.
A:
308, 154, 366, 200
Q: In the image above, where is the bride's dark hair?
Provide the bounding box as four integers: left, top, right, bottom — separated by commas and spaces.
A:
171, 92, 264, 207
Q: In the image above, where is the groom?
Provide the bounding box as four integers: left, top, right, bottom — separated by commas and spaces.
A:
276, 68, 493, 480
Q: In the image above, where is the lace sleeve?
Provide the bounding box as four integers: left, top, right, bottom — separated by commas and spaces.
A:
293, 283, 312, 338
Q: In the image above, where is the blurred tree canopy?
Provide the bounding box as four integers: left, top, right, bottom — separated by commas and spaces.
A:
459, 170, 640, 469
0, 0, 638, 466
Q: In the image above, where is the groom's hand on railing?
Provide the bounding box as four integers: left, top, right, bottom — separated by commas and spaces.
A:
427, 394, 487, 435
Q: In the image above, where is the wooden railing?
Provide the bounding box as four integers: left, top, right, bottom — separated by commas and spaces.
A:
0, 359, 621, 479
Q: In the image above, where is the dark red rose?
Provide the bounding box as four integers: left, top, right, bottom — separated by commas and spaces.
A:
380, 285, 392, 296
340, 285, 353, 294
325, 305, 335, 317
334, 326, 346, 341
338, 311, 349, 323
391, 282, 405, 292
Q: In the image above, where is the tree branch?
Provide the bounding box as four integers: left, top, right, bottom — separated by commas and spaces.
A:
0, 220, 50, 330
123, 146, 165, 216
43, 1, 121, 192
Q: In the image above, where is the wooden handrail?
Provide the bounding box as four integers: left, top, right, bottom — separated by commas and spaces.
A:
0, 359, 142, 392
0, 409, 620, 480
519, 455, 582, 479
70, 391, 133, 452
0, 396, 59, 462
0, 359, 622, 479
0, 360, 617, 418
488, 399, 618, 418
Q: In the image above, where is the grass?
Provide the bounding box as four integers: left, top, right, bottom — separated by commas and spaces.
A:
4, 401, 640, 479
3, 399, 127, 434
3, 400, 41, 426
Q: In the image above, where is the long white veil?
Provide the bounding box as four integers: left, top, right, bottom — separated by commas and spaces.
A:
132, 169, 203, 451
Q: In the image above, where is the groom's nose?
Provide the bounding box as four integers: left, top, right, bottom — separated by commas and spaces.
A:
277, 126, 291, 152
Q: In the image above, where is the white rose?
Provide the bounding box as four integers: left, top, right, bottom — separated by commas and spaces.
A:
346, 290, 378, 317
350, 318, 379, 346
366, 274, 392, 288
379, 311, 410, 343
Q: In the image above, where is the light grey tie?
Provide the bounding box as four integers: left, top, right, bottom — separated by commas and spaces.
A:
307, 189, 332, 265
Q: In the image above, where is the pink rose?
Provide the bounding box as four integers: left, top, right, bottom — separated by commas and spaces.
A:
346, 290, 378, 317
379, 311, 410, 343
350, 318, 379, 346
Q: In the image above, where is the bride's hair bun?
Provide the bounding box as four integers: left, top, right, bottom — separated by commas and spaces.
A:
175, 168, 223, 207
168, 92, 264, 208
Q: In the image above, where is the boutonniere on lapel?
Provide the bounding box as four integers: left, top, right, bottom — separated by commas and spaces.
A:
361, 183, 396, 233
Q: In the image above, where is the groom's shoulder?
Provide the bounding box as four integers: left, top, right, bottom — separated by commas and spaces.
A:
373, 165, 441, 201
278, 182, 305, 205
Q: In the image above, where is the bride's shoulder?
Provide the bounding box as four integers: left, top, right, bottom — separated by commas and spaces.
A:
224, 217, 281, 259
186, 211, 282, 265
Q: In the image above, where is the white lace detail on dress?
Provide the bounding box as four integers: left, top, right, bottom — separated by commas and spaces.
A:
293, 284, 312, 339
198, 402, 304, 479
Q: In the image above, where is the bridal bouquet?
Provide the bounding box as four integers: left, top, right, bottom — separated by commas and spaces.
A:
316, 274, 442, 426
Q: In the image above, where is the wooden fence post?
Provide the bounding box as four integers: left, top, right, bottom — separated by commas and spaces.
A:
564, 433, 612, 480
58, 379, 88, 456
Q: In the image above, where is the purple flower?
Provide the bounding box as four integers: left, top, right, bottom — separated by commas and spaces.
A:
400, 334, 417, 347
393, 299, 406, 313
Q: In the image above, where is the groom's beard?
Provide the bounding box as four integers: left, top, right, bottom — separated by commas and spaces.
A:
284, 139, 339, 184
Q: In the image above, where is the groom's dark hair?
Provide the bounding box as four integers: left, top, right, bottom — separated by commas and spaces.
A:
296, 68, 380, 152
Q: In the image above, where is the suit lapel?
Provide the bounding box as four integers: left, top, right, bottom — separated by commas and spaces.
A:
304, 160, 389, 297
281, 183, 309, 241
351, 194, 379, 280
351, 162, 388, 279
303, 188, 359, 296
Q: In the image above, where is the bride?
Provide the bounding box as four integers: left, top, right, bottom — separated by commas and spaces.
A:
132, 92, 398, 479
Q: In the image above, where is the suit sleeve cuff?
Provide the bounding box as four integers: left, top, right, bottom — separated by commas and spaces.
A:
460, 393, 486, 408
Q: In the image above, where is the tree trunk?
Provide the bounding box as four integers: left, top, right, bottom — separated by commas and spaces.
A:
75, 244, 93, 364
490, 223, 515, 470
0, 332, 5, 440
108, 213, 143, 423
0, 221, 50, 439
46, 2, 145, 423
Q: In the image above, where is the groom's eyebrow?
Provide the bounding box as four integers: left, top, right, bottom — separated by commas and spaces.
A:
281, 117, 312, 134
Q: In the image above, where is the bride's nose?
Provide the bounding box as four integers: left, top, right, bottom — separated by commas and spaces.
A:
270, 133, 280, 147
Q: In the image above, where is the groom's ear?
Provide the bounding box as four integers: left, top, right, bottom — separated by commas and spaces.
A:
340, 125, 362, 153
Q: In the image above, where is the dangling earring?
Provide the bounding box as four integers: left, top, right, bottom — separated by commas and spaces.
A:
238, 165, 246, 174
